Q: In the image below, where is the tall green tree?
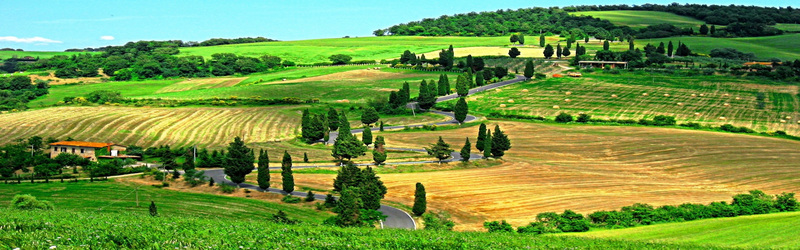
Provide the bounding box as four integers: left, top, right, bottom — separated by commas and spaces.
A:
303, 152, 309, 163
373, 136, 386, 165
476, 123, 487, 152
524, 60, 535, 79
603, 40, 610, 51
428, 78, 439, 97
475, 72, 485, 86
539, 34, 546, 47
509, 34, 519, 44
460, 137, 471, 162
699, 24, 709, 35
333, 162, 362, 192
455, 75, 469, 97
562, 46, 570, 57
490, 125, 511, 158
257, 149, 270, 189
362, 127, 373, 146
710, 25, 716, 35
543, 44, 554, 59
483, 131, 492, 158
518, 34, 525, 45
656, 42, 666, 54
454, 97, 468, 124
361, 106, 380, 126
412, 182, 427, 216
281, 151, 294, 193
425, 136, 454, 164
359, 167, 387, 210
556, 44, 562, 58
668, 41, 674, 57
437, 74, 449, 96
332, 113, 368, 162
417, 80, 437, 110
224, 136, 254, 185
327, 108, 340, 131
307, 113, 325, 143
149, 201, 158, 217
629, 38, 635, 51
333, 187, 363, 227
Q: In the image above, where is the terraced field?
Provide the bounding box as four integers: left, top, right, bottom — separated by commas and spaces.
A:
445, 71, 800, 135
0, 106, 300, 149
289, 121, 800, 230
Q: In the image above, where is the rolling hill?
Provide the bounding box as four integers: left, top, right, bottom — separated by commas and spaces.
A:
570, 10, 707, 29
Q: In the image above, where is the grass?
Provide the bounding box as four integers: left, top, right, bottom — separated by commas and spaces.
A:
0, 209, 719, 250
178, 36, 511, 64
288, 121, 800, 231
638, 34, 800, 60
0, 50, 97, 61
772, 23, 800, 32
448, 71, 800, 135
572, 211, 800, 249
0, 179, 329, 223
570, 11, 706, 29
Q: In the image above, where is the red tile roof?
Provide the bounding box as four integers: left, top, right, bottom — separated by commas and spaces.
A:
49, 141, 114, 148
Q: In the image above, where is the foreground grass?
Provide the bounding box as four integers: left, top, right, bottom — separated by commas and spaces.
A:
572, 211, 800, 249
571, 10, 706, 29
0, 180, 328, 223
0, 209, 723, 249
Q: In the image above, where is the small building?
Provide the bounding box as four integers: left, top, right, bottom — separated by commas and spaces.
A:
49, 141, 128, 161
578, 61, 628, 69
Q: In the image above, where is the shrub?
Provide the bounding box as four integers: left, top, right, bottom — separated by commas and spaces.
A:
422, 213, 456, 231
271, 210, 297, 224
305, 191, 316, 202
219, 184, 236, 194
576, 114, 591, 123
324, 194, 337, 208
555, 113, 573, 123
10, 194, 53, 210
679, 122, 702, 129
483, 220, 514, 233
652, 115, 676, 126
281, 195, 302, 204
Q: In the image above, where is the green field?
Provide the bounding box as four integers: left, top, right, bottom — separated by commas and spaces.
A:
773, 23, 800, 32
0, 180, 329, 222
573, 211, 800, 249
178, 36, 509, 64
0, 208, 724, 249
571, 11, 706, 29
0, 50, 96, 61
639, 34, 800, 60
443, 71, 800, 135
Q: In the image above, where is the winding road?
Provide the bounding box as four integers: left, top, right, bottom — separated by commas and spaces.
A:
203, 74, 527, 230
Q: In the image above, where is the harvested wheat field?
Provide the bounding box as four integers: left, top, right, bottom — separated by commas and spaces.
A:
291, 121, 800, 231
271, 69, 420, 84
0, 106, 299, 148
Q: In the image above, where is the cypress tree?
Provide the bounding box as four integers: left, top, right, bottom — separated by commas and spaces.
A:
444, 75, 451, 94
305, 190, 315, 202
334, 187, 362, 227
149, 201, 158, 217
427, 79, 438, 97
333, 162, 362, 192
710, 25, 716, 35
483, 131, 492, 158
466, 55, 474, 70
518, 34, 525, 45
418, 81, 436, 110
281, 151, 294, 193
556, 44, 562, 58
362, 127, 373, 146
307, 113, 325, 142
476, 123, 487, 152
491, 125, 511, 158
666, 41, 673, 57
324, 194, 337, 208
379, 121, 384, 131
418, 80, 428, 102
359, 167, 387, 210
224, 136, 254, 185
460, 137, 471, 162
303, 152, 309, 163
332, 113, 368, 162
657, 42, 666, 54
466, 70, 474, 88
437, 74, 449, 95
584, 36, 589, 43
475, 72, 485, 86
543, 44, 554, 59
524, 60, 535, 79
412, 182, 427, 216
629, 38, 635, 51
301, 109, 311, 140
603, 40, 610, 51
360, 106, 380, 126
372, 148, 386, 165
562, 46, 571, 57
539, 34, 546, 47
456, 75, 468, 97
402, 81, 411, 103
327, 108, 340, 131
700, 24, 709, 35
425, 136, 454, 164
454, 97, 468, 124
257, 149, 270, 189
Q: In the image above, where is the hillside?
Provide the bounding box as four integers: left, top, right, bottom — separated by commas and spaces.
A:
570, 11, 706, 29
639, 34, 800, 60
0, 208, 722, 249
573, 211, 800, 249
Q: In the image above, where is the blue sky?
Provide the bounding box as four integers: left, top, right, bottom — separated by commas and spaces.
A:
2, 0, 797, 51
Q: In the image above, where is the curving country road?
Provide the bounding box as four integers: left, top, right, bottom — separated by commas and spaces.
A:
202, 74, 527, 230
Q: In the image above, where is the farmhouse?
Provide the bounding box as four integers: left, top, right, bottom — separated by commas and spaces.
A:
49, 141, 131, 161
578, 61, 628, 69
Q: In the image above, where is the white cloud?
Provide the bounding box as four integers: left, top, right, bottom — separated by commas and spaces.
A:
0, 36, 62, 44
100, 36, 115, 41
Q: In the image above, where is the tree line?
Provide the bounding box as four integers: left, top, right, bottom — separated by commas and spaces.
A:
0, 75, 49, 111
63, 37, 277, 52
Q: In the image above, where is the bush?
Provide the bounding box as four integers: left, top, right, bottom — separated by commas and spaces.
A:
422, 213, 455, 231
555, 113, 573, 123
10, 194, 53, 210
219, 184, 236, 194
281, 195, 302, 204
576, 114, 591, 123
483, 220, 514, 233
652, 115, 676, 126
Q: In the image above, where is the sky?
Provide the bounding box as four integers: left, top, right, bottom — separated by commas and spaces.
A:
2, 0, 798, 51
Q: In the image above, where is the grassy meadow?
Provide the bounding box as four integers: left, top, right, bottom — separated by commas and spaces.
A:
286, 120, 800, 230
571, 11, 707, 29
442, 71, 800, 135
773, 23, 800, 32
572, 211, 800, 249
638, 34, 800, 60
0, 50, 96, 61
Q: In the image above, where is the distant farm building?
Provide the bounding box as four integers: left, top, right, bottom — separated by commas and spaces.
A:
49, 141, 136, 161
579, 61, 628, 69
